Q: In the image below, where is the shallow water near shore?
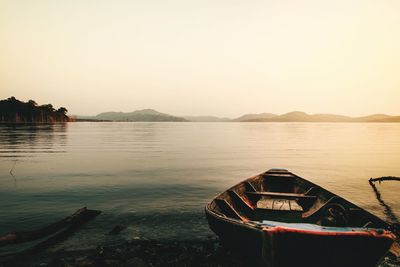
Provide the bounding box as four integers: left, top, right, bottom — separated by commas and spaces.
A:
0, 122, 399, 255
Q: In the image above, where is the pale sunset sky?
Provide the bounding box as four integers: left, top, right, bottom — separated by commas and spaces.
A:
0, 0, 399, 117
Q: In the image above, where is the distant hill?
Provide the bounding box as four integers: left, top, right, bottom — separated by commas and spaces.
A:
232, 113, 277, 122
184, 116, 231, 122
353, 114, 392, 122
369, 116, 400, 122
271, 112, 352, 122
242, 111, 398, 122
78, 109, 188, 122
75, 110, 400, 123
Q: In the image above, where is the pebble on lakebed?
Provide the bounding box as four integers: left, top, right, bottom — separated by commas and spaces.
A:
3, 238, 399, 267
16, 238, 252, 267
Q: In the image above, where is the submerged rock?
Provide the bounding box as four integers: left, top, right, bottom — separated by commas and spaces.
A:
125, 257, 147, 267
75, 257, 96, 267
108, 225, 127, 235
3, 237, 397, 267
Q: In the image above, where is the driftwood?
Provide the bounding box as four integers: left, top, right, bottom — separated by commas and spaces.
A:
368, 179, 399, 225
20, 209, 101, 254
0, 207, 101, 266
368, 178, 400, 257
369, 176, 400, 184
0, 207, 101, 247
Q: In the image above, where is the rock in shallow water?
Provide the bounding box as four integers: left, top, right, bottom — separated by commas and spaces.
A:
125, 257, 147, 267
108, 225, 127, 235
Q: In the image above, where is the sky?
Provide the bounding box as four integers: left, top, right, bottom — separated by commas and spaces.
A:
1, 0, 400, 117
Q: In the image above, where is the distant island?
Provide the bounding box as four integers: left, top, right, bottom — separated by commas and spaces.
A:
231, 113, 277, 122
76, 110, 400, 122
232, 111, 400, 123
0, 97, 72, 123
78, 109, 188, 122
183, 116, 231, 122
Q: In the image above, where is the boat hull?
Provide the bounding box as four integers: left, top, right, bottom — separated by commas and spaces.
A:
206, 205, 393, 267
205, 169, 396, 267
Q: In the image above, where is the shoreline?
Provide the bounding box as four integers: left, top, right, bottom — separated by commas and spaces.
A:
3, 238, 250, 267
3, 238, 398, 267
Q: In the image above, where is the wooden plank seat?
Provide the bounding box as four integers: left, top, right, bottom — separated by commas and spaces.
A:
214, 199, 248, 221
264, 173, 295, 178
244, 181, 257, 192
245, 191, 317, 200
256, 198, 303, 212
227, 190, 254, 211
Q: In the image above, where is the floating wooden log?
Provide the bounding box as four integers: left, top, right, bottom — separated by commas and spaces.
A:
369, 176, 400, 184
0, 207, 101, 247
368, 178, 400, 258
1, 207, 101, 266
21, 208, 101, 254
368, 180, 399, 224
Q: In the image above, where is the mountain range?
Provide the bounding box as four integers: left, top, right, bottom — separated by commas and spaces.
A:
77, 109, 187, 122
239, 112, 399, 122
76, 110, 400, 122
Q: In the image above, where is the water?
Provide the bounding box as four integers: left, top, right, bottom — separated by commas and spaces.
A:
0, 122, 399, 252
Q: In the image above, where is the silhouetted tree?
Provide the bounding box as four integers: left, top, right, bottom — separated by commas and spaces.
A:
0, 97, 71, 123
55, 107, 68, 121
28, 100, 37, 106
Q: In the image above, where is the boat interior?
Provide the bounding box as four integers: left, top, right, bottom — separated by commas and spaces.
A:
208, 169, 389, 229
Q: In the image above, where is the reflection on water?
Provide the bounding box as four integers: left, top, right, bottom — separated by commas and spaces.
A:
0, 123, 68, 158
0, 122, 399, 252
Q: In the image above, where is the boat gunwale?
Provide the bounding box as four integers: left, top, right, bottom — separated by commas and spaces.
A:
205, 169, 394, 235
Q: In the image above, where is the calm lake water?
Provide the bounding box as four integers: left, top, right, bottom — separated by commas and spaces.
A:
0, 122, 399, 253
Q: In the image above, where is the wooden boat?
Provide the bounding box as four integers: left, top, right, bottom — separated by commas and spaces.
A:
205, 169, 397, 267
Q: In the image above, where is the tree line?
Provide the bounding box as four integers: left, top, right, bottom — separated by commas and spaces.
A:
0, 97, 72, 123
